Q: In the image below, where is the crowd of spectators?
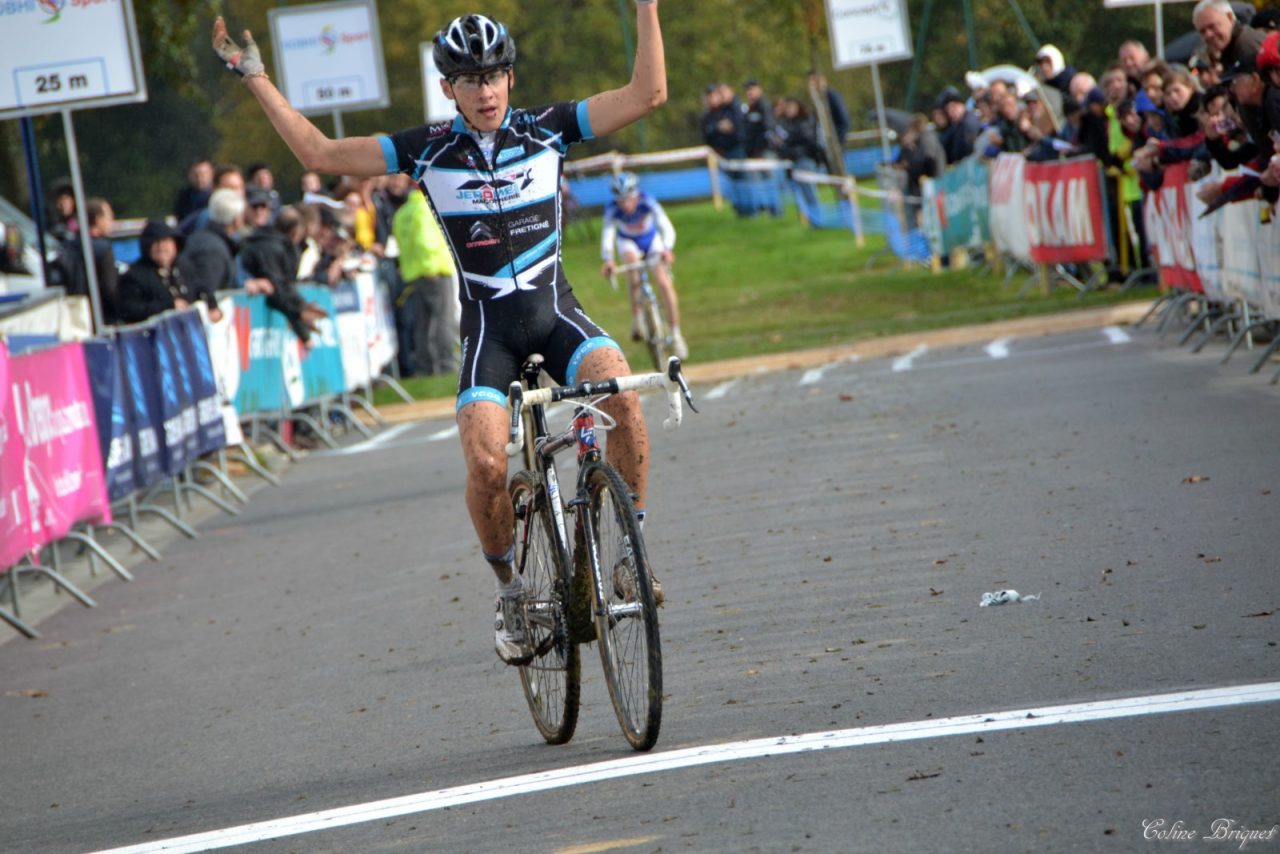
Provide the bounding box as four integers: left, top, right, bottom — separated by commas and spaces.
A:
698, 72, 850, 217
893, 0, 1280, 277
44, 159, 459, 379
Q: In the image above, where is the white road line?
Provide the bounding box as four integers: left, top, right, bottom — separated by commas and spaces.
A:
800, 356, 860, 386
984, 337, 1011, 360
427, 424, 459, 442
92, 681, 1280, 853
705, 379, 739, 400
1103, 325, 1132, 344
313, 423, 418, 457
891, 344, 929, 373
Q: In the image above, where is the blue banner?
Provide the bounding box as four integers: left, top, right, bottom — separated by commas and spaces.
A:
82, 338, 137, 502
159, 315, 202, 465
232, 293, 291, 415
297, 285, 346, 402
118, 327, 166, 490
148, 321, 191, 476
175, 310, 227, 455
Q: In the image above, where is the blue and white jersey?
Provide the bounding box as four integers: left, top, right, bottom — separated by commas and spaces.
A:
380, 102, 593, 303
600, 191, 677, 261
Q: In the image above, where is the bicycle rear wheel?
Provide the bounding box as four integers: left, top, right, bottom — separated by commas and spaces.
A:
584, 462, 662, 751
510, 471, 580, 744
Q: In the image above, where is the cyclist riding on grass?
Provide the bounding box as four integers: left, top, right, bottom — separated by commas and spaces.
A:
600, 171, 688, 360
212, 1, 667, 664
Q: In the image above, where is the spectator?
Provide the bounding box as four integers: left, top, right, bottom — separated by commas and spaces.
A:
894, 114, 945, 227
741, 80, 777, 159
808, 71, 850, 148
1193, 0, 1266, 68
179, 164, 245, 236
1035, 44, 1076, 97
1141, 59, 1172, 111
245, 162, 282, 215
61, 196, 119, 326
775, 96, 826, 212
117, 220, 223, 324
393, 181, 459, 376
1190, 50, 1222, 90
246, 187, 275, 230
309, 207, 355, 287
178, 188, 247, 305
46, 178, 78, 242
1163, 69, 1206, 140
702, 83, 751, 216
173, 159, 214, 222
1118, 40, 1151, 89
984, 90, 1035, 158
239, 204, 326, 343
1069, 72, 1099, 107
938, 87, 983, 163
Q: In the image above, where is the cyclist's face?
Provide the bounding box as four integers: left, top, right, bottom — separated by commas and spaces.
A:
618, 192, 639, 214
443, 67, 513, 132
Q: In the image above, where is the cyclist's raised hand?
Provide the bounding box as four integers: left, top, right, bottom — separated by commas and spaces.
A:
213, 16, 266, 79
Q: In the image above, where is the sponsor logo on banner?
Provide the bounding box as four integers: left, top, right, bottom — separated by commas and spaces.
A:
282, 24, 370, 53
1143, 160, 1202, 291
1023, 157, 1108, 265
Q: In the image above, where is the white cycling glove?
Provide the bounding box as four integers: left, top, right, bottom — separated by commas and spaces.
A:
214, 22, 267, 80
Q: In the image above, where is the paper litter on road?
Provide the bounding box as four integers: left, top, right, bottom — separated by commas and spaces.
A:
979, 589, 1041, 607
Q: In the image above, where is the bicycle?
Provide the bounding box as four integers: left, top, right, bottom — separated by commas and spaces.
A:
504, 354, 696, 751
610, 259, 674, 372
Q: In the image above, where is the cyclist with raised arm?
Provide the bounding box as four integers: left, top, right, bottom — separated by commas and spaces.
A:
599, 171, 687, 359
211, 2, 667, 664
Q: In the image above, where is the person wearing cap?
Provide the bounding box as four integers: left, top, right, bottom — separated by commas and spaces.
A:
1193, 0, 1266, 69
118, 220, 221, 324
1035, 45, 1076, 97
1196, 46, 1280, 209
937, 87, 982, 164
246, 186, 274, 229
213, 3, 669, 665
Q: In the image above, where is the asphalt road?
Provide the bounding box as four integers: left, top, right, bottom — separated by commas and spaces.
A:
2, 322, 1278, 853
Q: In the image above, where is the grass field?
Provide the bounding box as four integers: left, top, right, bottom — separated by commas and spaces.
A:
377, 199, 1155, 404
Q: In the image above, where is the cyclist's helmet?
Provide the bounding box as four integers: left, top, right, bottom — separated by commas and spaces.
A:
611, 171, 640, 198
433, 14, 517, 78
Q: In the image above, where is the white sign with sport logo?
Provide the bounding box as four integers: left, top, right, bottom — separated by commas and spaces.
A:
267, 0, 389, 115
0, 0, 147, 120
825, 0, 913, 69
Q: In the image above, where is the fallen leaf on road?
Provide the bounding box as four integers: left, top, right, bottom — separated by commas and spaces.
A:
7, 689, 48, 698
1244, 611, 1274, 618
1182, 475, 1210, 484
907, 770, 942, 781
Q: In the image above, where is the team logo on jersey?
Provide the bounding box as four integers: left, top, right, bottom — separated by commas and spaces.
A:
467, 221, 500, 248
456, 177, 519, 206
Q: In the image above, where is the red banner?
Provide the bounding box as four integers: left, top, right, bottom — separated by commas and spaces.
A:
1023, 156, 1110, 265
1143, 160, 1204, 292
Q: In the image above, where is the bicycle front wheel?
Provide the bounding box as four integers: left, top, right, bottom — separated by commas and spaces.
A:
584, 462, 662, 751
642, 296, 668, 373
510, 471, 580, 744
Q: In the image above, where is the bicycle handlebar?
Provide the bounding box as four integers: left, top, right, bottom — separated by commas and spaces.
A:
505, 357, 697, 457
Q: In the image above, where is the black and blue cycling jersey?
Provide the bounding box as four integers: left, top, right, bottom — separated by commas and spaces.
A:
380, 103, 618, 410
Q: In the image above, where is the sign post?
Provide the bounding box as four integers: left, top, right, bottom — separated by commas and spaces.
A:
0, 0, 148, 332
420, 43, 455, 124
268, 0, 390, 139
824, 0, 913, 163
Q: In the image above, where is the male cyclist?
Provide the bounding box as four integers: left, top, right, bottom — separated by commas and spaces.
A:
599, 171, 687, 359
211, 2, 666, 664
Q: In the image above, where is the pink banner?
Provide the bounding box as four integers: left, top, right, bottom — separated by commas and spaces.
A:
1023, 156, 1110, 265
9, 342, 111, 547
0, 340, 35, 570
1143, 160, 1204, 293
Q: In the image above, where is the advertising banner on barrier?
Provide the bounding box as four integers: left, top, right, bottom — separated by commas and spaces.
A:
0, 340, 35, 570
922, 156, 991, 257
333, 282, 371, 389
1023, 156, 1110, 265
1144, 160, 1203, 292
151, 317, 194, 474
1218, 198, 1266, 309
297, 285, 346, 401
233, 294, 290, 415
202, 295, 244, 445
83, 339, 137, 503
159, 315, 202, 466
354, 270, 396, 377
989, 154, 1032, 263
1018, 156, 1111, 263
174, 310, 227, 455
119, 327, 166, 490
9, 343, 111, 545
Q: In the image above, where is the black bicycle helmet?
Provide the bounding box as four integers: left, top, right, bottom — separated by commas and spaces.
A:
433, 14, 517, 78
